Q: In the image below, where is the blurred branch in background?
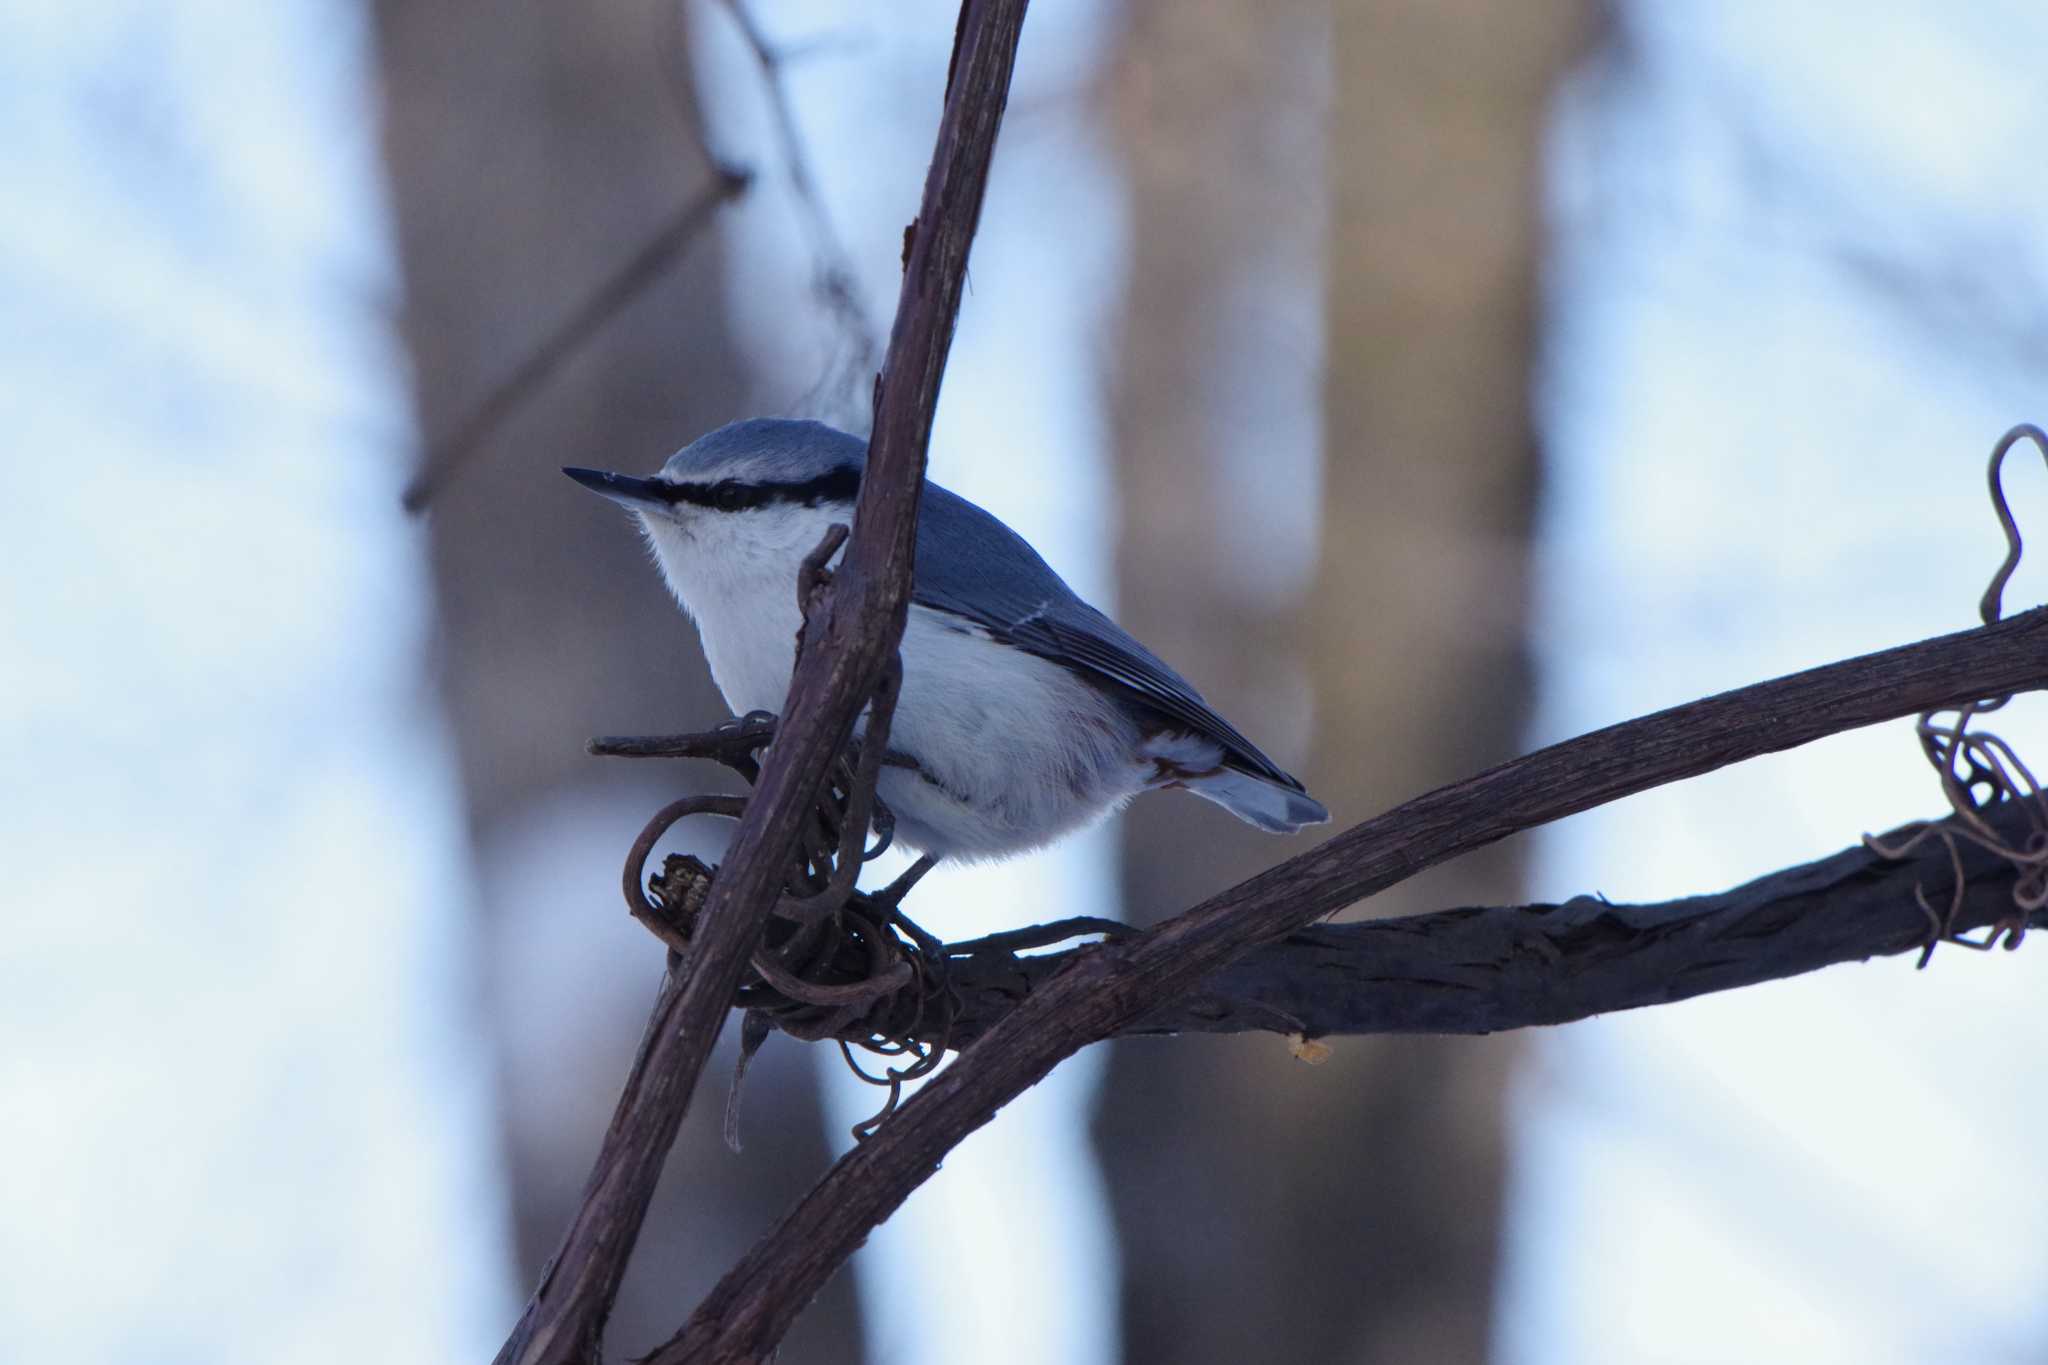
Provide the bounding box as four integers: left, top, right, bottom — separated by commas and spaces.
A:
400, 165, 750, 514
1100, 1, 1590, 1357
712, 0, 881, 423
398, 0, 884, 516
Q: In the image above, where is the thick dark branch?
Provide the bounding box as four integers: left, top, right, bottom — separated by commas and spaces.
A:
495, 3, 1027, 1363
931, 800, 2042, 1044
666, 605, 2048, 1360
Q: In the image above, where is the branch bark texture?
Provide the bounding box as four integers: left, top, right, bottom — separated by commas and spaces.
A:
933, 798, 2042, 1042
493, 1, 1029, 1358
659, 605, 2048, 1362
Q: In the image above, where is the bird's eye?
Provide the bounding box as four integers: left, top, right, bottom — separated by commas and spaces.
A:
710, 481, 746, 511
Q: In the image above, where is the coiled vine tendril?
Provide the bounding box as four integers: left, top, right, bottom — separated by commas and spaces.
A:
1865, 424, 2048, 964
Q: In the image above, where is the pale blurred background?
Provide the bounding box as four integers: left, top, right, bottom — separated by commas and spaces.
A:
5, 2, 2048, 1363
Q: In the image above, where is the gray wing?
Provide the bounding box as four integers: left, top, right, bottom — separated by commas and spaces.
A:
913, 482, 1305, 791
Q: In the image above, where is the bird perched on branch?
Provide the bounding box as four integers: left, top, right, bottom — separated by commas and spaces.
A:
567, 418, 1329, 863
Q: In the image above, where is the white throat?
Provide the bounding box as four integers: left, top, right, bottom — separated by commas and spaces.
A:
635, 500, 851, 716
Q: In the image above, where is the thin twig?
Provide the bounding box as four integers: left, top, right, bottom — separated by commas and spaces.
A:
943, 915, 1135, 958
587, 711, 778, 763
402, 166, 751, 514
406, 0, 890, 515
714, 0, 881, 419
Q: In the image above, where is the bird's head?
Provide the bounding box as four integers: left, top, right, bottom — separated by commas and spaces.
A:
565, 418, 864, 529
566, 418, 867, 608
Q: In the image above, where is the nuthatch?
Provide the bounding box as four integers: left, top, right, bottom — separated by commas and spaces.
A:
568, 419, 1328, 864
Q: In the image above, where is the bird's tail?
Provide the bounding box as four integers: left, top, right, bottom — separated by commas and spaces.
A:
1182, 767, 1330, 834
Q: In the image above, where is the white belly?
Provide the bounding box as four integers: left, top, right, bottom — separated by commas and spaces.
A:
696, 589, 803, 718
700, 601, 1163, 859
876, 609, 1155, 860
643, 507, 1157, 860
695, 602, 1154, 860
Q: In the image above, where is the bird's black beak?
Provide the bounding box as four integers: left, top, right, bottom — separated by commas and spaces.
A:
564, 467, 669, 508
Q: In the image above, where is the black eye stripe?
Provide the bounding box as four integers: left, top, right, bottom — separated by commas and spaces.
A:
656, 465, 861, 511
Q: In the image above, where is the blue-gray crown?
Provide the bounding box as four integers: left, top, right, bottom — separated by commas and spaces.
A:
640, 419, 864, 512
661, 418, 865, 485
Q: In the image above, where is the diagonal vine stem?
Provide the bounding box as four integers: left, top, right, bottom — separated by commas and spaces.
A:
654, 601, 2048, 1363
494, 0, 1028, 1358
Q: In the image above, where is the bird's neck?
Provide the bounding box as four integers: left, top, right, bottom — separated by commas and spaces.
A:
636, 502, 855, 715
640, 502, 851, 612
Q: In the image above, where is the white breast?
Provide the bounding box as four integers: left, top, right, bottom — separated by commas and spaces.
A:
636, 501, 1159, 861
877, 609, 1154, 860
637, 502, 823, 715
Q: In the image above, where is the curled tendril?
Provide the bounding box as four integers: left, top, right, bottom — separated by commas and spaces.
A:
602, 526, 970, 1143
1978, 422, 2048, 627
1865, 423, 2048, 965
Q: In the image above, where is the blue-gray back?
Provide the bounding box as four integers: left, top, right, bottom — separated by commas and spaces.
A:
913, 476, 1300, 791
680, 419, 1301, 790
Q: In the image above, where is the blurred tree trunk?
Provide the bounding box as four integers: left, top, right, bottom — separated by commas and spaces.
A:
371, 4, 864, 1361
1097, 1, 1588, 1361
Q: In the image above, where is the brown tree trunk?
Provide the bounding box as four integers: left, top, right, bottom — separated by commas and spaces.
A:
370, 4, 864, 1360
1098, 2, 1588, 1361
